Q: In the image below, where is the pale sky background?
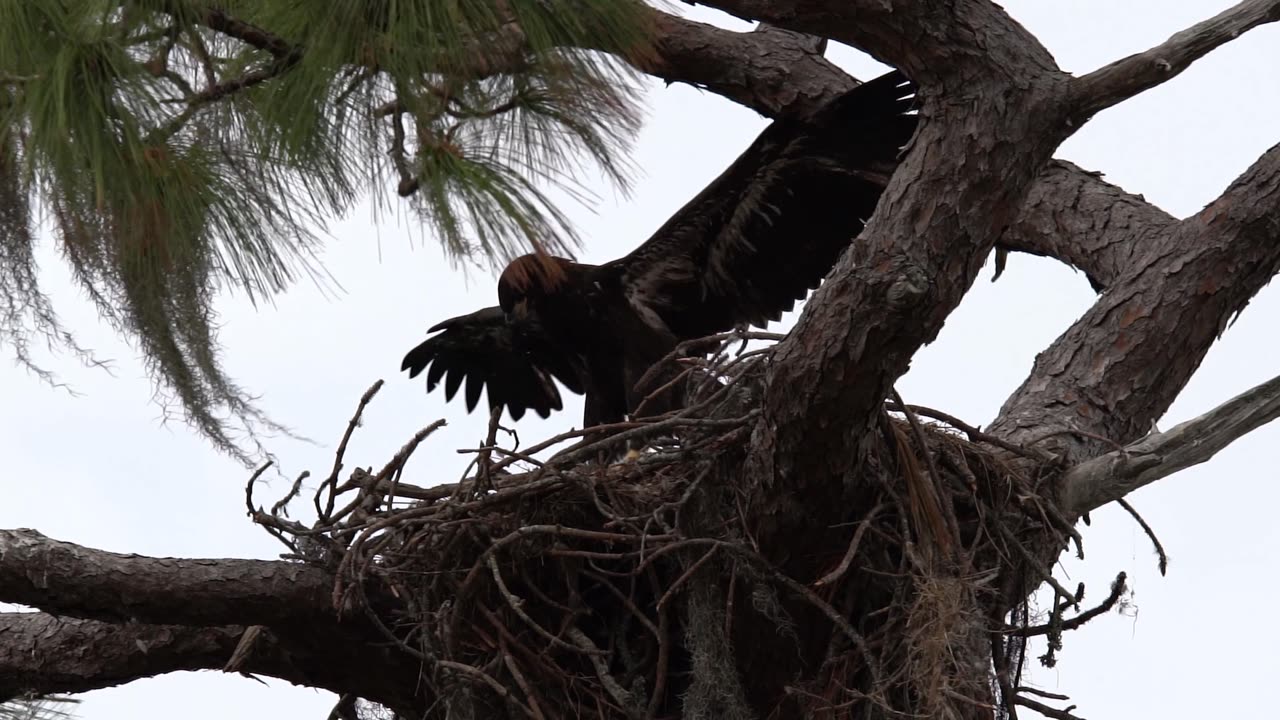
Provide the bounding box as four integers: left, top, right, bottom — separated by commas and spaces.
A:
3, 1, 1278, 717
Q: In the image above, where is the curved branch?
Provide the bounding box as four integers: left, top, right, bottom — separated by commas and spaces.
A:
1005, 160, 1177, 291
992, 143, 1280, 462
0, 529, 332, 626
1071, 0, 1280, 121
695, 0, 1061, 80
1062, 373, 1280, 514
631, 9, 1167, 291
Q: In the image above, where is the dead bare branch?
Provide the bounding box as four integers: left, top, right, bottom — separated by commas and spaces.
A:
1062, 373, 1280, 514
1072, 0, 1280, 120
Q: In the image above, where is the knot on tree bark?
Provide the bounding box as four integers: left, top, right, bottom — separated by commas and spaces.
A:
885, 264, 931, 309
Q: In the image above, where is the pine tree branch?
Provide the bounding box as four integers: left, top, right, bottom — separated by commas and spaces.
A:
1005, 160, 1177, 291
991, 143, 1280, 463
631, 8, 1169, 292
1071, 0, 1280, 121
0, 529, 331, 626
640, 12, 850, 116
195, 7, 295, 58
0, 613, 420, 712
742, 0, 1071, 540
0, 614, 257, 701
692, 0, 1063, 79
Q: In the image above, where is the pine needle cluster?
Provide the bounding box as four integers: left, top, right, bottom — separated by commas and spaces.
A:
0, 0, 653, 461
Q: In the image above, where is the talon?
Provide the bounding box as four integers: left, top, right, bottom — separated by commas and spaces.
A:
624, 448, 642, 462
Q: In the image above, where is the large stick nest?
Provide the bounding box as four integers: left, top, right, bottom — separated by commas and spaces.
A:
251, 334, 1131, 720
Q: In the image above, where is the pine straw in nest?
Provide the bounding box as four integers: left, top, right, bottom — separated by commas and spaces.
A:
248, 335, 1132, 720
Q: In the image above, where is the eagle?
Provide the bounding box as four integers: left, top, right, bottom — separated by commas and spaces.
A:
402, 70, 917, 432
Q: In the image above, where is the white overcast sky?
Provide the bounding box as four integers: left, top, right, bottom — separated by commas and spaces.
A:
4, 1, 1278, 718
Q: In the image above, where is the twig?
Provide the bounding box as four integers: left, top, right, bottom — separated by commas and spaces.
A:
1017, 687, 1070, 701
567, 627, 642, 720
1014, 694, 1084, 720
990, 632, 1020, 720
814, 503, 883, 587
318, 381, 384, 521
270, 471, 310, 518
649, 576, 671, 720
1116, 498, 1168, 575
500, 637, 548, 720
1024, 427, 1124, 454
998, 523, 1079, 610
655, 545, 718, 610
487, 554, 606, 656
244, 460, 274, 515
437, 660, 537, 718
1007, 572, 1127, 638
884, 401, 1056, 462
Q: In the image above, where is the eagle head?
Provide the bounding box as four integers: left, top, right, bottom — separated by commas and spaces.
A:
497, 253, 572, 321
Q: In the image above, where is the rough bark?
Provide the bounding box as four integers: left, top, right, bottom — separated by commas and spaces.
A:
991, 143, 1280, 466
640, 13, 847, 116
0, 615, 253, 700
743, 0, 1068, 526
1004, 160, 1177, 291
0, 529, 331, 625
0, 613, 422, 713
635, 6, 1176, 292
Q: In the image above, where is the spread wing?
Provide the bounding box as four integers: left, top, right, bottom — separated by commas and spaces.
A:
610, 70, 918, 339
401, 307, 585, 421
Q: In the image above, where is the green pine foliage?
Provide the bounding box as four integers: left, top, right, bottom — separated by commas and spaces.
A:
0, 0, 653, 462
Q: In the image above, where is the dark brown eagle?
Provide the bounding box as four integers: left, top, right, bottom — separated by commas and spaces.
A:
402, 70, 917, 429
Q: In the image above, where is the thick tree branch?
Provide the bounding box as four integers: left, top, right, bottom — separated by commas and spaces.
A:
633, 8, 1165, 291
694, 0, 1060, 80
0, 609, 248, 696
1061, 373, 1280, 514
0, 614, 254, 701
1006, 160, 1177, 291
1071, 0, 1280, 120
641, 13, 849, 116
992, 143, 1280, 463
0, 613, 420, 712
0, 529, 332, 626
742, 1, 1071, 540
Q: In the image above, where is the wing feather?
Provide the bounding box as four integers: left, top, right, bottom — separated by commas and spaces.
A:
401, 306, 584, 421
612, 70, 918, 340
464, 373, 484, 412
444, 367, 466, 402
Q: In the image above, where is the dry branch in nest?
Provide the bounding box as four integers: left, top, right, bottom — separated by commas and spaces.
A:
246, 335, 1133, 720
